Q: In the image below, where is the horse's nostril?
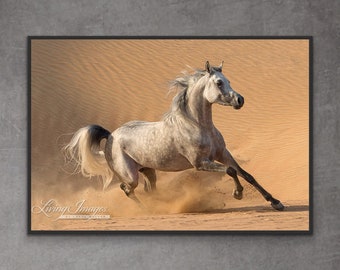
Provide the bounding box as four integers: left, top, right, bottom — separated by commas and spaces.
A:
237, 96, 244, 106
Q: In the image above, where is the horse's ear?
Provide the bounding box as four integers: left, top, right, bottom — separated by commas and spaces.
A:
218, 61, 224, 71
205, 61, 211, 74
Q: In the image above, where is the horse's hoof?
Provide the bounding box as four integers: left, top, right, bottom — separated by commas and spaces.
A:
271, 201, 285, 211
232, 189, 243, 200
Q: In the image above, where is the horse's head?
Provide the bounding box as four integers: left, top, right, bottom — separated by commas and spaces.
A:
203, 61, 244, 110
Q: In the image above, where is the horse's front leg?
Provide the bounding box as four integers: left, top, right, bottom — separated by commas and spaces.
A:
217, 149, 284, 211
226, 167, 244, 200
197, 159, 243, 200
196, 159, 228, 173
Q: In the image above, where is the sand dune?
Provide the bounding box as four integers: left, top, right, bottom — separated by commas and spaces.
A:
30, 39, 309, 231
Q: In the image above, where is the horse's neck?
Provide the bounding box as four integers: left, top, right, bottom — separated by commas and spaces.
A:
187, 85, 213, 129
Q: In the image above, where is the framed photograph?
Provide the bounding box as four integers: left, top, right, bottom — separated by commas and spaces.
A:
28, 37, 312, 233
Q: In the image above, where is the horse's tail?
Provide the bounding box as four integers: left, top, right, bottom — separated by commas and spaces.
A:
63, 125, 114, 189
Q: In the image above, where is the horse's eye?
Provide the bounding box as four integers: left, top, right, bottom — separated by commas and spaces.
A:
216, 80, 223, 89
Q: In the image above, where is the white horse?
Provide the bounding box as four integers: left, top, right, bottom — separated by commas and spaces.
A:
64, 61, 284, 211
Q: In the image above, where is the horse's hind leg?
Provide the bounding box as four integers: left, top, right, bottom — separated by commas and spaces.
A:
140, 168, 157, 192
119, 178, 147, 208
120, 182, 143, 205
111, 151, 144, 206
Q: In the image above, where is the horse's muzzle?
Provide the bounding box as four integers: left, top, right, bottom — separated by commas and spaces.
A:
233, 95, 244, 110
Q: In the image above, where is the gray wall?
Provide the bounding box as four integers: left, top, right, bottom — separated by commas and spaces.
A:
1, 0, 339, 269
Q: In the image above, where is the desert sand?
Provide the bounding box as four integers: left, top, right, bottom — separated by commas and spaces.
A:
30, 39, 309, 231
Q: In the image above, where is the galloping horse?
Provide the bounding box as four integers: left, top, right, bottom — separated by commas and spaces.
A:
64, 61, 284, 211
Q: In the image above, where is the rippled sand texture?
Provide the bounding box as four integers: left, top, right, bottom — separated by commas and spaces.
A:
31, 39, 309, 231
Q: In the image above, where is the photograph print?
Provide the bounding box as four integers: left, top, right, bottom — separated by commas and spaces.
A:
29, 37, 311, 232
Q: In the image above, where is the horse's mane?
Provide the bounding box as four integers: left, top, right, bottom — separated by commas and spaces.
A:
163, 69, 206, 124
